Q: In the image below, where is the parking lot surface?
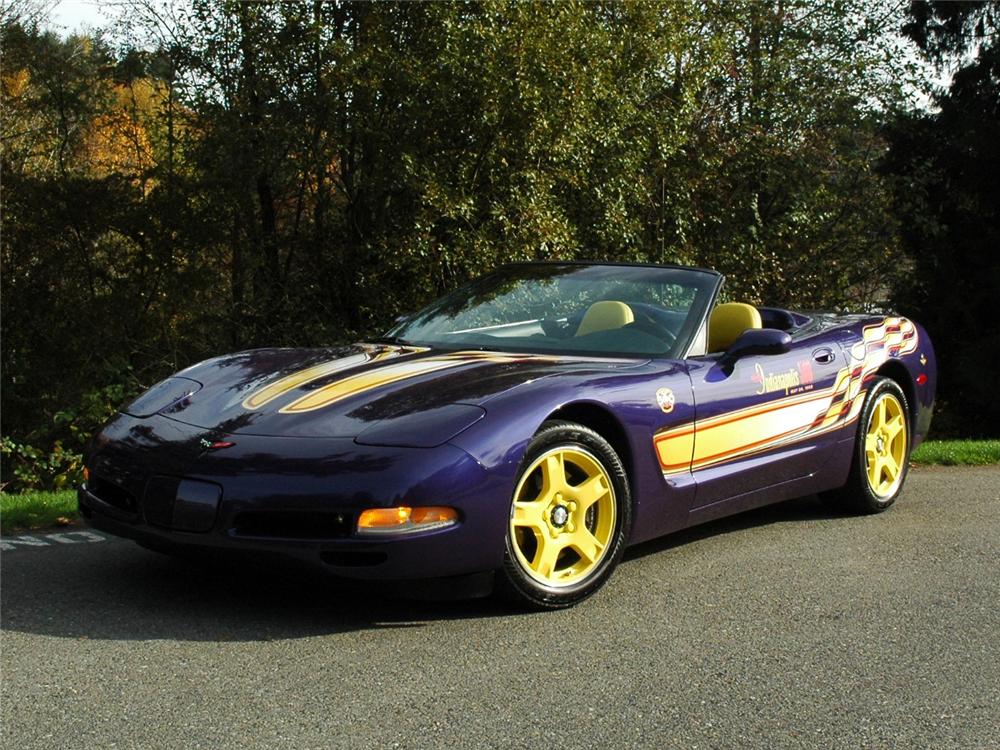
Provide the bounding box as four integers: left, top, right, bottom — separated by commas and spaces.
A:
2, 467, 999, 749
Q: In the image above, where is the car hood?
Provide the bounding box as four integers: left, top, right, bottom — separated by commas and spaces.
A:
145, 343, 641, 441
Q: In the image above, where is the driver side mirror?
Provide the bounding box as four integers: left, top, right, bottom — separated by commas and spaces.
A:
719, 328, 792, 370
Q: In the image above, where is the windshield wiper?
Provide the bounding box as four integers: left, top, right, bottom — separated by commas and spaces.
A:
366, 336, 416, 347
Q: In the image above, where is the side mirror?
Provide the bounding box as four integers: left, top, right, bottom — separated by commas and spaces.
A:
720, 328, 792, 370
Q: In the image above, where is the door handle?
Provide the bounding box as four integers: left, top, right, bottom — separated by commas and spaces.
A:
812, 347, 836, 364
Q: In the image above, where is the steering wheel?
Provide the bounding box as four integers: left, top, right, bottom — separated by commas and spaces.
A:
541, 318, 574, 339
628, 309, 677, 348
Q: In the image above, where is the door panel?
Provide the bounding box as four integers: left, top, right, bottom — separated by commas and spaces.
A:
686, 338, 847, 509
646, 366, 697, 476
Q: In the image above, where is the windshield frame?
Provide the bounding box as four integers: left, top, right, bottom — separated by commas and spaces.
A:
383, 261, 724, 361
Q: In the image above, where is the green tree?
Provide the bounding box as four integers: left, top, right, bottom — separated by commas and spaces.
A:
124, 1, 712, 345
652, 0, 916, 309
1, 18, 224, 487
887, 1, 1000, 436
2, 1, 947, 489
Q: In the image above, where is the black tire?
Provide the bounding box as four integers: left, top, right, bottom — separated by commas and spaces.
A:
498, 420, 631, 609
821, 377, 911, 514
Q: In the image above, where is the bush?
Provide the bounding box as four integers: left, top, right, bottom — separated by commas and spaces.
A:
0, 437, 82, 492
0, 381, 139, 493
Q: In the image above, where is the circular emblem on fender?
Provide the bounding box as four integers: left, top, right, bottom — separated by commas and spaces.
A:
656, 387, 675, 414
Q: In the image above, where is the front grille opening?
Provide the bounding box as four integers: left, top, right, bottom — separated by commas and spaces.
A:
320, 550, 388, 567
232, 511, 353, 540
143, 475, 181, 528
88, 475, 137, 512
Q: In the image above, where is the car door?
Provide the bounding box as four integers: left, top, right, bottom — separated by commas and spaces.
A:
683, 336, 846, 510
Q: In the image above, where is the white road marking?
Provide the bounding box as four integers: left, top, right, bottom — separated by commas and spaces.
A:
0, 530, 107, 551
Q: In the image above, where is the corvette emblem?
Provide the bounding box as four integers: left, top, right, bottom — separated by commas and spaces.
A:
655, 388, 675, 414
920, 353, 927, 366
200, 438, 236, 450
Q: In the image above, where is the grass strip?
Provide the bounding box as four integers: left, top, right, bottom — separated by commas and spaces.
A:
911, 439, 1000, 466
1, 490, 78, 533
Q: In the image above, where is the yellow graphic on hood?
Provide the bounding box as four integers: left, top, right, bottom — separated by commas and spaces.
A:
250, 350, 557, 414
242, 345, 426, 411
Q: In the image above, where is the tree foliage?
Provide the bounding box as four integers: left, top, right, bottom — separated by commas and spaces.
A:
653, 0, 914, 306
2, 0, 980, 489
888, 1, 1000, 437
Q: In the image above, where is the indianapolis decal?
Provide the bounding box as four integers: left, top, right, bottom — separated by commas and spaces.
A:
752, 360, 815, 396
654, 317, 918, 476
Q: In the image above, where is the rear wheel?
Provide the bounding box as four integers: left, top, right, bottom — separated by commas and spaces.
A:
822, 377, 911, 514
499, 421, 631, 609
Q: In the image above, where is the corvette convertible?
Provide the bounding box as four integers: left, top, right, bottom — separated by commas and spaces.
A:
80, 262, 936, 608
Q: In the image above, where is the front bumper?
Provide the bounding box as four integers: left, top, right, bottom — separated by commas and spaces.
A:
81, 414, 511, 582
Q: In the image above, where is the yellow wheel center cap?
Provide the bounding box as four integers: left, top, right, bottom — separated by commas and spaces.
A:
876, 436, 886, 454
551, 505, 569, 527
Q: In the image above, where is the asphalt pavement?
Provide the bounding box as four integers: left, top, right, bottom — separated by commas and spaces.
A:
2, 466, 999, 749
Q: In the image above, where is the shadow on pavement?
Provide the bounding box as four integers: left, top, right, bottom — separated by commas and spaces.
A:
1, 494, 844, 643
623, 493, 846, 563
0, 538, 517, 642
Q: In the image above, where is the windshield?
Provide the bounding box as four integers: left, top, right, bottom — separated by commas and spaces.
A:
386, 263, 720, 359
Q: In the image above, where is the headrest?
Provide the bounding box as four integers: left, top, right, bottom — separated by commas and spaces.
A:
575, 301, 634, 337
708, 302, 762, 352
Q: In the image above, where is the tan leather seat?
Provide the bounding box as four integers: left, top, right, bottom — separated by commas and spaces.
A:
708, 302, 762, 352
575, 301, 634, 337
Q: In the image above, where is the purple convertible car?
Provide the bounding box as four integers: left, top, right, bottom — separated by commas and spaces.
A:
81, 262, 936, 608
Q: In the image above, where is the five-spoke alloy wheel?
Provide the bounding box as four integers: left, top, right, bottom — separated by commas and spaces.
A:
501, 420, 630, 609
822, 376, 911, 513
864, 386, 908, 499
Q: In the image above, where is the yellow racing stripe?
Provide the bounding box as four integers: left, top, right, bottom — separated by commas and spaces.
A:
242, 346, 424, 411
279, 357, 467, 413
278, 351, 543, 414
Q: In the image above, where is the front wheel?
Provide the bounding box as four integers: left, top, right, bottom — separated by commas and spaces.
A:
499, 421, 631, 609
822, 377, 911, 514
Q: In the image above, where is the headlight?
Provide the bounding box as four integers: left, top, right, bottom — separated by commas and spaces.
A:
356, 506, 459, 536
123, 376, 202, 418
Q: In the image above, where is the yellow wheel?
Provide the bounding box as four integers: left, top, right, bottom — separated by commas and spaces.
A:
501, 421, 630, 608
864, 390, 908, 498
821, 377, 911, 513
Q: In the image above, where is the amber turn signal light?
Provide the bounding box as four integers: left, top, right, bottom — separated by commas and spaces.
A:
356, 506, 459, 536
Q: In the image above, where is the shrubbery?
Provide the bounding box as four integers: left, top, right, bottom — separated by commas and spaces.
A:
1, 382, 139, 493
